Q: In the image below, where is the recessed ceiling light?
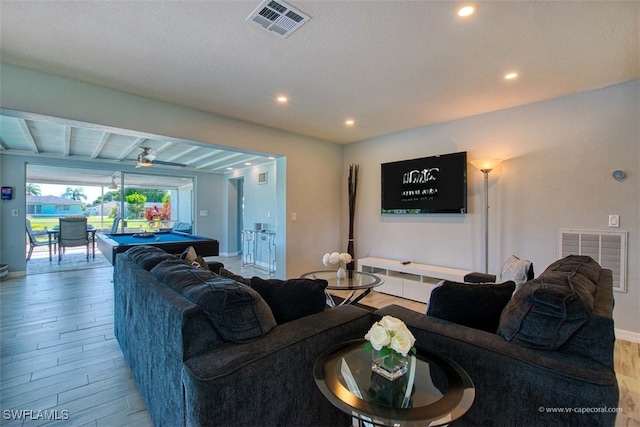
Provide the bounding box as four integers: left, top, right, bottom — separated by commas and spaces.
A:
226, 167, 233, 170
268, 156, 276, 160
244, 162, 252, 166
276, 96, 288, 103
345, 119, 355, 126
504, 72, 519, 80
457, 5, 476, 17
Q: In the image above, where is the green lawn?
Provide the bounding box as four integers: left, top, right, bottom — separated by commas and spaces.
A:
29, 217, 150, 231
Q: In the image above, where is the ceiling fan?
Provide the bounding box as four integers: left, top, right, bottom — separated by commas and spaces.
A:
137, 147, 186, 168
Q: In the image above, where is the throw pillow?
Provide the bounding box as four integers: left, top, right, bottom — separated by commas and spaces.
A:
182, 279, 277, 343
180, 246, 198, 262
250, 276, 328, 324
498, 255, 532, 288
497, 255, 600, 350
219, 267, 251, 286
426, 280, 516, 333
151, 259, 217, 293
125, 245, 177, 270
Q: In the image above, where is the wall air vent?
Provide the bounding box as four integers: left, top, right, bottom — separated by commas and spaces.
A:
558, 229, 628, 292
246, 0, 311, 38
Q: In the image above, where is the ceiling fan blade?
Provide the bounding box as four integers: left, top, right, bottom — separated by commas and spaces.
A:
152, 160, 187, 167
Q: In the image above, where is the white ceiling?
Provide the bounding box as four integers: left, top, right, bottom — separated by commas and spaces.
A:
0, 1, 638, 156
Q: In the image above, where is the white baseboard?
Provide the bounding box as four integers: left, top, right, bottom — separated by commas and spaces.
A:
216, 252, 239, 257
615, 328, 640, 344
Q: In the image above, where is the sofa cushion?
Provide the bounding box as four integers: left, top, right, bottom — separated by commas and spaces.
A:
498, 255, 600, 350
426, 280, 516, 333
151, 259, 219, 293
497, 255, 532, 287
250, 277, 328, 324
219, 267, 251, 286
182, 279, 277, 343
125, 245, 177, 270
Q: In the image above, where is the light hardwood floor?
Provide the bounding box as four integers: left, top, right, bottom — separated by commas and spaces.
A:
1, 257, 638, 426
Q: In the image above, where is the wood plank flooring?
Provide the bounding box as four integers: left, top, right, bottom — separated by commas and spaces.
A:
1, 257, 638, 426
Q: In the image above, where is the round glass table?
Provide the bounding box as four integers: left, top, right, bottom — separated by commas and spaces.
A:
300, 270, 383, 306
314, 339, 475, 427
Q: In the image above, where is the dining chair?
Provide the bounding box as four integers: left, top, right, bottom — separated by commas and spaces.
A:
26, 218, 55, 261
58, 217, 90, 264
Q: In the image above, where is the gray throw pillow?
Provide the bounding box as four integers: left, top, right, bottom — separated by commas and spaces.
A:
219, 267, 251, 286
183, 279, 277, 343
427, 280, 515, 333
151, 259, 218, 293
125, 245, 177, 270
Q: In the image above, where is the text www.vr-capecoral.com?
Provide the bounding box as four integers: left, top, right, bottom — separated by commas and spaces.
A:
3, 409, 69, 421
539, 406, 623, 415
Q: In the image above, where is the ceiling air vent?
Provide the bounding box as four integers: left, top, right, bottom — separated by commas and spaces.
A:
246, 0, 311, 38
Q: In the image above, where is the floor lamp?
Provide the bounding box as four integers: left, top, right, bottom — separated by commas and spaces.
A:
470, 159, 502, 273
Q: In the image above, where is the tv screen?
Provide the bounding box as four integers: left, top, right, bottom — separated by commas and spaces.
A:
381, 151, 467, 214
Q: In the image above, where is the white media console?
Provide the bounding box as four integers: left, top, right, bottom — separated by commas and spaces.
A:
358, 257, 473, 304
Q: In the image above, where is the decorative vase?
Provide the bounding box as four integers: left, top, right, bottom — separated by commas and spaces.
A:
371, 349, 409, 381
337, 266, 346, 280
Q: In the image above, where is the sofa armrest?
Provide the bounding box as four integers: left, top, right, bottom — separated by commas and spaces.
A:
373, 305, 618, 427
463, 272, 496, 283
182, 305, 373, 426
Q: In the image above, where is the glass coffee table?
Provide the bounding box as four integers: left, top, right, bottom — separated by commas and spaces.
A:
314, 339, 475, 427
300, 270, 383, 306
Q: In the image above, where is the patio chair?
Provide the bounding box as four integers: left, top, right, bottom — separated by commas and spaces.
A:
26, 219, 55, 261
109, 216, 121, 234
58, 217, 90, 264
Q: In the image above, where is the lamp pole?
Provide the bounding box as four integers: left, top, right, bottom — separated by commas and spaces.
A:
480, 168, 491, 274
470, 159, 502, 274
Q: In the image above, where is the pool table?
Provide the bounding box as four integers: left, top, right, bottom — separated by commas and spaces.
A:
97, 231, 219, 265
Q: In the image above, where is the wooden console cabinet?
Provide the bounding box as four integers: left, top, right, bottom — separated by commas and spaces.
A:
358, 257, 472, 304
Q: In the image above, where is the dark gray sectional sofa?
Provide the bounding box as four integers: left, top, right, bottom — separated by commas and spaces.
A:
377, 255, 619, 426
114, 247, 618, 427
113, 246, 372, 426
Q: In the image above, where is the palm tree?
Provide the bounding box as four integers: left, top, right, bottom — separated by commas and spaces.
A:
61, 187, 87, 201
26, 183, 41, 196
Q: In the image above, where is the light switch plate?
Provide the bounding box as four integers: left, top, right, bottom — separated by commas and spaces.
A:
608, 215, 619, 228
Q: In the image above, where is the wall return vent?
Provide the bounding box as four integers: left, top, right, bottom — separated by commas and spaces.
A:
246, 0, 311, 38
558, 228, 628, 292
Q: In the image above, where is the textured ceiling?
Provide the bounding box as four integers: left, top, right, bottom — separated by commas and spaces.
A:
0, 0, 638, 146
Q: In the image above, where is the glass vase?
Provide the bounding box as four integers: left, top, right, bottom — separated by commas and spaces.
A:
371, 349, 408, 381
337, 266, 346, 280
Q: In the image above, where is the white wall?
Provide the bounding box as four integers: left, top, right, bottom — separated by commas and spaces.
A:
344, 80, 639, 333
0, 64, 343, 278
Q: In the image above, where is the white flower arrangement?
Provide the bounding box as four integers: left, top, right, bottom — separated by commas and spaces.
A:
364, 315, 416, 357
322, 252, 352, 267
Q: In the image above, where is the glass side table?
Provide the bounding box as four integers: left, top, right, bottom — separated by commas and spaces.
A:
300, 270, 383, 306
314, 339, 475, 427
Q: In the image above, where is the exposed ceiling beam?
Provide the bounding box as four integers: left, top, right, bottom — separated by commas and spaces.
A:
63, 125, 71, 157
198, 152, 245, 169
118, 137, 146, 160
165, 146, 199, 162
16, 118, 39, 153
91, 132, 111, 159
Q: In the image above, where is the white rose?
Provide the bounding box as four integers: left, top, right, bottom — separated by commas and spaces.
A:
328, 252, 341, 264
379, 315, 406, 333
364, 323, 390, 351
322, 253, 331, 266
339, 253, 352, 264
389, 328, 416, 356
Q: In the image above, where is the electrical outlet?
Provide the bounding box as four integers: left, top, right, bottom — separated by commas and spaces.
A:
12, 209, 18, 217
291, 212, 297, 222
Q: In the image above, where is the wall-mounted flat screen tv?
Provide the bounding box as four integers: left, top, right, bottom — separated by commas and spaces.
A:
381, 151, 467, 214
